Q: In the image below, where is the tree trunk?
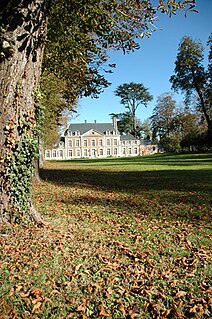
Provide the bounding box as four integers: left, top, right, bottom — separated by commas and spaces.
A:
0, 0, 48, 223
196, 88, 212, 145
192, 70, 212, 146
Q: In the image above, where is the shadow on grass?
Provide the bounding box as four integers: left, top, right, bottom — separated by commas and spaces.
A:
40, 167, 212, 193
39, 154, 212, 221
54, 153, 211, 168
39, 166, 212, 222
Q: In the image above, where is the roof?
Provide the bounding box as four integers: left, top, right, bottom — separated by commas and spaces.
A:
140, 139, 158, 145
66, 122, 116, 135
120, 134, 138, 141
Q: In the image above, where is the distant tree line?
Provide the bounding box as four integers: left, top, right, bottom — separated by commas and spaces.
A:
150, 92, 208, 152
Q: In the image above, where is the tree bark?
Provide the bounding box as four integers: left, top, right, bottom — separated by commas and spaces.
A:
192, 69, 212, 145
196, 87, 212, 145
0, 0, 48, 223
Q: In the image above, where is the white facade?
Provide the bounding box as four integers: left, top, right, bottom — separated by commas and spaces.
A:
45, 121, 140, 160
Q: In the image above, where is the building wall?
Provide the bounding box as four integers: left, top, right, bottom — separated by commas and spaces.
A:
64, 131, 122, 158
140, 144, 158, 156
44, 127, 154, 160
45, 130, 140, 160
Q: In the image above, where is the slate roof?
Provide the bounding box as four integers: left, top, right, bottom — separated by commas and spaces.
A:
120, 134, 138, 141
140, 139, 157, 145
66, 122, 116, 135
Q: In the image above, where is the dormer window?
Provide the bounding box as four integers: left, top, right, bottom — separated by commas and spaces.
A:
75, 130, 80, 136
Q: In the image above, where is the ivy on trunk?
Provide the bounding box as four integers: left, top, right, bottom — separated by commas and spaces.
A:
0, 0, 48, 223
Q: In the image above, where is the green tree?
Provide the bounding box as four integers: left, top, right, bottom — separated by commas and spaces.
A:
170, 35, 212, 144
0, 0, 197, 223
141, 119, 152, 140
111, 112, 143, 137
150, 93, 176, 140
114, 82, 153, 137
175, 107, 207, 152
150, 92, 207, 152
40, 72, 67, 148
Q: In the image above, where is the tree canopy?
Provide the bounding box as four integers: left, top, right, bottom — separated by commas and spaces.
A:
170, 35, 212, 144
41, 0, 199, 134
150, 92, 176, 140
150, 92, 207, 152
114, 82, 153, 137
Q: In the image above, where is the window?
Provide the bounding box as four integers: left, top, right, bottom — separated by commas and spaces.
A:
91, 139, 95, 147
128, 148, 132, 154
68, 140, 72, 147
91, 149, 96, 157
107, 149, 110, 156
99, 139, 103, 146
84, 149, 88, 157
52, 150, 56, 158
75, 130, 80, 136
59, 150, 63, 158
134, 148, 138, 154
83, 139, 88, 147
68, 149, 73, 157
123, 148, 126, 155
106, 139, 110, 146
76, 149, 80, 157
114, 148, 118, 155
76, 139, 80, 147
99, 149, 103, 156
46, 151, 50, 158
114, 139, 117, 146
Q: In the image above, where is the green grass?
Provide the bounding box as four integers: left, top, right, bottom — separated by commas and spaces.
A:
0, 153, 211, 318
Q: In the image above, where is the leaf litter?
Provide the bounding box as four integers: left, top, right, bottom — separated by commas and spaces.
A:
0, 155, 212, 318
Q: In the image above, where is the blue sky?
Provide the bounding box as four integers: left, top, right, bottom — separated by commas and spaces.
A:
71, 0, 212, 124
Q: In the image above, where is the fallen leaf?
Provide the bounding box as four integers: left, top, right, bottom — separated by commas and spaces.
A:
176, 291, 187, 298
107, 287, 113, 295
32, 301, 42, 313
77, 304, 85, 312
118, 302, 126, 315
50, 289, 61, 296
190, 304, 204, 316
98, 305, 111, 317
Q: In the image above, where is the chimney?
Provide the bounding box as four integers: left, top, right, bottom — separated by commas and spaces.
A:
112, 116, 117, 132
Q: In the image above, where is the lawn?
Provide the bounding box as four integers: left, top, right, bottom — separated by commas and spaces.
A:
0, 153, 212, 318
